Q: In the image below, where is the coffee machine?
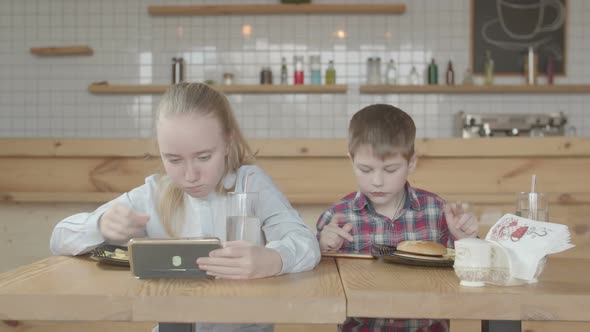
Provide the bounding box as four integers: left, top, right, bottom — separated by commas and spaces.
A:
455, 111, 568, 138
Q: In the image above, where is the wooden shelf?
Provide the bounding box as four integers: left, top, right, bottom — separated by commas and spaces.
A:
88, 83, 348, 94
30, 46, 93, 56
359, 84, 590, 94
148, 4, 406, 16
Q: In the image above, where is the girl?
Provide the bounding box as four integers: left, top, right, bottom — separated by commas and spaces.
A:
51, 82, 320, 289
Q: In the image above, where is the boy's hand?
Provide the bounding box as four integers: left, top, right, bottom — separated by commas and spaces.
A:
196, 241, 283, 279
98, 203, 149, 241
444, 202, 479, 240
319, 213, 354, 252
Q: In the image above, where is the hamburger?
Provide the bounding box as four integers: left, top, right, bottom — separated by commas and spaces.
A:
395, 240, 450, 260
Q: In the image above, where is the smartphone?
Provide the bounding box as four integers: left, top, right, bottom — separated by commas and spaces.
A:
128, 237, 222, 279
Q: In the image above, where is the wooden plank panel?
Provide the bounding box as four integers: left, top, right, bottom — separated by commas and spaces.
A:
1, 157, 590, 204
275, 324, 337, 332
0, 158, 160, 193
1, 138, 589, 158
522, 321, 590, 332
415, 137, 590, 158
260, 157, 590, 199
0, 138, 159, 157
0, 321, 155, 331
449, 320, 481, 332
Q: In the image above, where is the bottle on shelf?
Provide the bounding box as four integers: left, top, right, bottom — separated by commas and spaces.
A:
294, 56, 304, 85
325, 60, 336, 85
367, 57, 382, 85
524, 46, 539, 85
260, 67, 273, 85
280, 57, 288, 85
546, 56, 555, 85
172, 57, 185, 84
445, 60, 455, 85
462, 68, 474, 85
223, 72, 234, 85
427, 58, 438, 85
385, 59, 398, 85
484, 50, 494, 85
310, 55, 321, 85
409, 66, 420, 85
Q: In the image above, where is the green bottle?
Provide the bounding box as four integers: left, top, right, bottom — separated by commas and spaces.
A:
325, 60, 336, 85
484, 50, 494, 85
428, 58, 438, 85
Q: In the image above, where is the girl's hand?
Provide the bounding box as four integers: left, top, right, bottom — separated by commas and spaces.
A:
444, 202, 479, 240
196, 241, 283, 279
98, 203, 149, 241
319, 213, 354, 252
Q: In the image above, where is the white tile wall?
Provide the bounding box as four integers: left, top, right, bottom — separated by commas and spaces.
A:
0, 0, 589, 138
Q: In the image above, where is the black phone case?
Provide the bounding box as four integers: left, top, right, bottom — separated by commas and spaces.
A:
128, 237, 222, 279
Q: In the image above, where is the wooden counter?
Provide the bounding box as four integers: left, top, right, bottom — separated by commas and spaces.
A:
0, 137, 589, 205
0, 256, 346, 324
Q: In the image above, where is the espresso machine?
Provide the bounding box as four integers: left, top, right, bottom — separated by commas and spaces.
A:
455, 111, 568, 138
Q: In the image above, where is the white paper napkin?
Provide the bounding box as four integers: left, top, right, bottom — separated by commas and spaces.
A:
485, 213, 575, 281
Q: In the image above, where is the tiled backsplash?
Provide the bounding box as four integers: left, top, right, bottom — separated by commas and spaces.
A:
1, 0, 589, 138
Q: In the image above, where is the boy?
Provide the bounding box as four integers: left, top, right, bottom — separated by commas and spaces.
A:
317, 104, 478, 332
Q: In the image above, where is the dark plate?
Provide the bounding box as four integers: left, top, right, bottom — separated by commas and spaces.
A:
371, 243, 454, 268
90, 244, 130, 267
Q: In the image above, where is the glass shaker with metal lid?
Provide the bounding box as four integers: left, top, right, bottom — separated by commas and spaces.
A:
367, 57, 382, 85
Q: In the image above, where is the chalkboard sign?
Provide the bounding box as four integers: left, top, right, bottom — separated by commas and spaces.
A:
471, 0, 566, 75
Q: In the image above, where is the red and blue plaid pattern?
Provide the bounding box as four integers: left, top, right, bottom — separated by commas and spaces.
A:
317, 182, 452, 332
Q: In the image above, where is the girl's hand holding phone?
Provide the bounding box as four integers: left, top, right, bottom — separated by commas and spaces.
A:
196, 240, 283, 279
98, 203, 150, 241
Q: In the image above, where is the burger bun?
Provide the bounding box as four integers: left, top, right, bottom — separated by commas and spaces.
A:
396, 240, 447, 257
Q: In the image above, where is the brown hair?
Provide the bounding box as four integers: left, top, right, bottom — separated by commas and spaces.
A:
154, 83, 255, 236
348, 104, 415, 161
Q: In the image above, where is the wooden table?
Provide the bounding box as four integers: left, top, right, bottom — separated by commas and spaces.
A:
337, 257, 590, 332
0, 256, 346, 330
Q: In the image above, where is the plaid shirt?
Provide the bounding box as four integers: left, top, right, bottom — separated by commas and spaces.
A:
317, 182, 452, 332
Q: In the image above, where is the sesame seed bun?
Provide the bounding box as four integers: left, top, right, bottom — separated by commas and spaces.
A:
396, 240, 447, 257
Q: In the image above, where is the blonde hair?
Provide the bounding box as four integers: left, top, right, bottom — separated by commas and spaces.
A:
154, 83, 255, 236
348, 104, 416, 161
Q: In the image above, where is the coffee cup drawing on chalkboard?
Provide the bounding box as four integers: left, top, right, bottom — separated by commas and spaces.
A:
498, 0, 564, 40
482, 0, 565, 51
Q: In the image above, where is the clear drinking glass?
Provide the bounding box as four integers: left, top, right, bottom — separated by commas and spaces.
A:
515, 192, 548, 221
226, 192, 263, 245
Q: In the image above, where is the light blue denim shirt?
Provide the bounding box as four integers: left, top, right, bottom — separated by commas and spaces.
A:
50, 165, 321, 275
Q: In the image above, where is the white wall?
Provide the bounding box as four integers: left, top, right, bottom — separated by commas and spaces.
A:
1, 0, 589, 139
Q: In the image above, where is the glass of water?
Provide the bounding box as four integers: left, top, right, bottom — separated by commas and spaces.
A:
226, 192, 263, 245
515, 192, 548, 221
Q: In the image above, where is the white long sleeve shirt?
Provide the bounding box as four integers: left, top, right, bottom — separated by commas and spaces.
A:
50, 165, 321, 275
